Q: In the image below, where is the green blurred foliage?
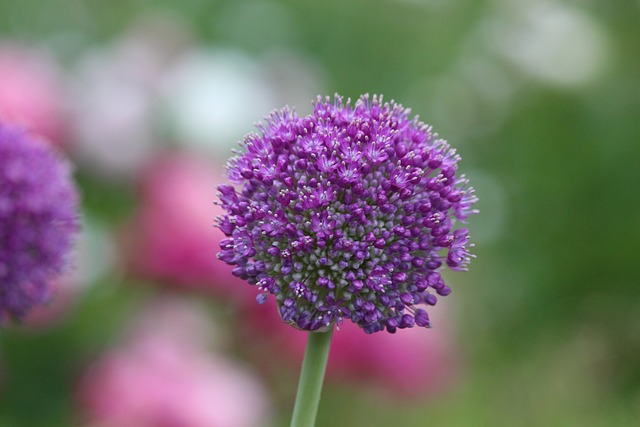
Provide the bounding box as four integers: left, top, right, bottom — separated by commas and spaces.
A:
1, 0, 639, 426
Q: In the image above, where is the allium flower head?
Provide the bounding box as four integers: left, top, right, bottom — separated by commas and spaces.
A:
0, 122, 79, 321
216, 94, 477, 334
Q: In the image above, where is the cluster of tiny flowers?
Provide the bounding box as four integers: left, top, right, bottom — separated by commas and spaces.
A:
0, 122, 79, 321
216, 94, 477, 334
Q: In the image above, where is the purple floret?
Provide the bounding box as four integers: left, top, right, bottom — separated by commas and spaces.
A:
0, 123, 80, 321
216, 94, 477, 333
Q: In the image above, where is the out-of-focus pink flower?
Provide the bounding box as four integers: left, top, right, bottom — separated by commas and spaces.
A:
0, 44, 65, 145
242, 298, 460, 399
78, 297, 270, 427
121, 154, 253, 303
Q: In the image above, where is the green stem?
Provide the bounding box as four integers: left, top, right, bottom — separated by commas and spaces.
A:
290, 327, 334, 427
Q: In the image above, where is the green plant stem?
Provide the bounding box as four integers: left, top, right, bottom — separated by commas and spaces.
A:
290, 327, 334, 427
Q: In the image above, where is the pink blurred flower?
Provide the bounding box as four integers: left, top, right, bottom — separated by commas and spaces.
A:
121, 154, 253, 303
78, 296, 270, 427
242, 298, 460, 399
0, 43, 65, 145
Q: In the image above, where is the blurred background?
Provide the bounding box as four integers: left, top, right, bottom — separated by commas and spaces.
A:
1, 0, 639, 426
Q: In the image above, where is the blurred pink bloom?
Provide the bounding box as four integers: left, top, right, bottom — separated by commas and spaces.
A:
0, 43, 65, 145
242, 298, 460, 399
121, 154, 253, 303
78, 297, 270, 427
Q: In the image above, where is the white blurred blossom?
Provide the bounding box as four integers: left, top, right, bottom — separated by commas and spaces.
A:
160, 50, 274, 156
65, 15, 324, 178
65, 19, 190, 179
488, 0, 610, 87
160, 48, 324, 157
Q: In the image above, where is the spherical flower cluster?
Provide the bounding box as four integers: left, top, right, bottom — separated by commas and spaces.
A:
216, 94, 477, 334
0, 122, 79, 321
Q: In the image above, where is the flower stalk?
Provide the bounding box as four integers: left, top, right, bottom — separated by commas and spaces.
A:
290, 328, 334, 427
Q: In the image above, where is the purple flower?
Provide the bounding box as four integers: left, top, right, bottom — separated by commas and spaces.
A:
0, 122, 79, 321
216, 94, 477, 334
